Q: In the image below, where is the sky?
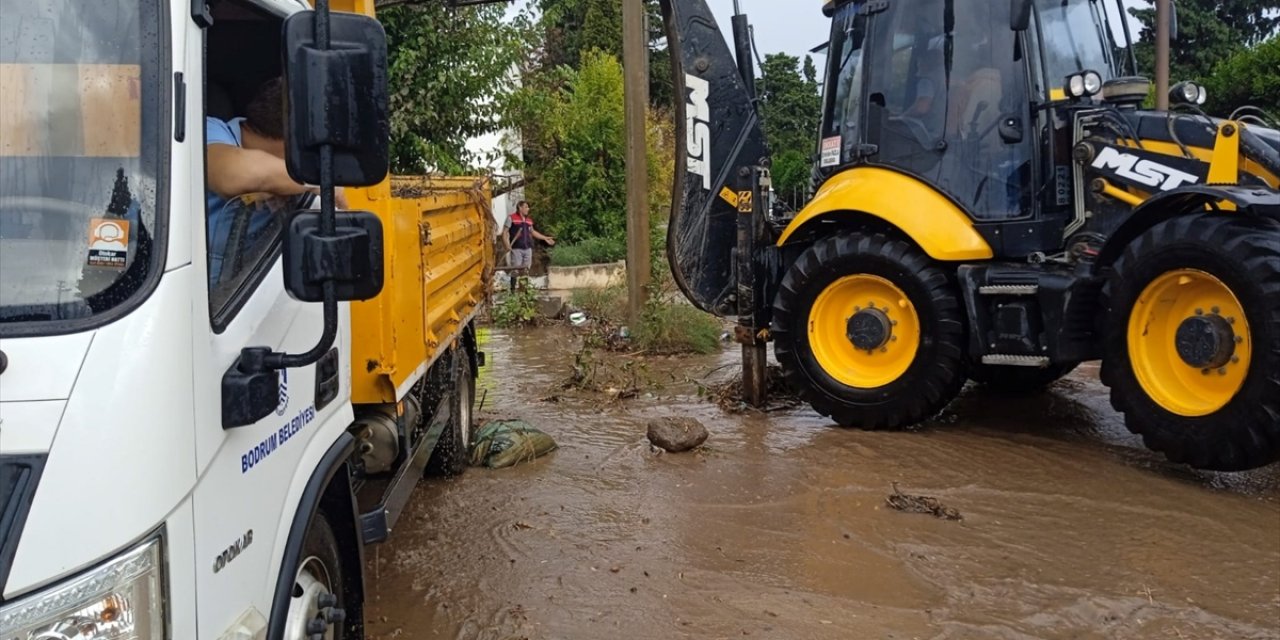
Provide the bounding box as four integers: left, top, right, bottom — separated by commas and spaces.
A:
704, 0, 1152, 70
705, 0, 832, 60
501, 0, 1159, 73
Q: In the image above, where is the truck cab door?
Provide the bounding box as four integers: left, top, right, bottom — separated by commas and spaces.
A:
189, 171, 353, 640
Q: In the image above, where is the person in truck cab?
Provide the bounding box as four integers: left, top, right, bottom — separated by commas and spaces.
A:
205, 76, 346, 283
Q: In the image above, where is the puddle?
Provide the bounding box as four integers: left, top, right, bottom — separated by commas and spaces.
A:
365, 326, 1280, 640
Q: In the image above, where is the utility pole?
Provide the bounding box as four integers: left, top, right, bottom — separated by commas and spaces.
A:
1155, 0, 1170, 110
622, 0, 651, 327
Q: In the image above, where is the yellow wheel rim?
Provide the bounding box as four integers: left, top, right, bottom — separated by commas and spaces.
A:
808, 274, 921, 388
1128, 269, 1251, 417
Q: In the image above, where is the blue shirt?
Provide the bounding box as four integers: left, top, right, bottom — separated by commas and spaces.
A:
206, 117, 280, 284
206, 116, 245, 213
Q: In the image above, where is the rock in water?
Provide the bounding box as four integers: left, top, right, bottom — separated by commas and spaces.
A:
646, 417, 708, 453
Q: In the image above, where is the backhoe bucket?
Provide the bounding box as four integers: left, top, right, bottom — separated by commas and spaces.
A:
660, 0, 770, 316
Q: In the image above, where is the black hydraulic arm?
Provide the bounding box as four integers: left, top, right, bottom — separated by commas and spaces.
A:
658, 0, 770, 317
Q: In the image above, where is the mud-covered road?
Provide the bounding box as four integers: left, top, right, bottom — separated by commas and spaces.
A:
365, 327, 1280, 640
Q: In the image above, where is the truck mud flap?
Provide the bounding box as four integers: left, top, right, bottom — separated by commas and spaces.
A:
660, 0, 769, 316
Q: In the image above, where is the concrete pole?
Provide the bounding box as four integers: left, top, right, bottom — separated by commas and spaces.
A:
622, 0, 651, 328
1155, 0, 1170, 110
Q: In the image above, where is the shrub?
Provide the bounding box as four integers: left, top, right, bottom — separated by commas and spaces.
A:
634, 300, 723, 355
570, 286, 627, 324
549, 236, 627, 267
493, 278, 540, 327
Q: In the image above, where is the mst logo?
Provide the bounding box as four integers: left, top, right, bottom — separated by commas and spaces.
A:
686, 74, 712, 191
1091, 147, 1199, 191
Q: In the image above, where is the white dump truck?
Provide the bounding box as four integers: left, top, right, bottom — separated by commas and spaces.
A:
0, 0, 494, 637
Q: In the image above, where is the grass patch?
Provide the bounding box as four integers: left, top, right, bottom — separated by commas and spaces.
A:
493, 277, 540, 327
570, 286, 627, 324
634, 300, 723, 355
549, 236, 627, 267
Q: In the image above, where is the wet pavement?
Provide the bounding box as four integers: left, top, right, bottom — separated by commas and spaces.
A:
364, 326, 1280, 640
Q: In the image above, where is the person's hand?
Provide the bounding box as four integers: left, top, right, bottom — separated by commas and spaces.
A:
336, 187, 349, 210
545, 236, 556, 247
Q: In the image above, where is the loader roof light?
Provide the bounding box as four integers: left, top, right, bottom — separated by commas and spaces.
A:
1064, 70, 1104, 99
1170, 81, 1208, 106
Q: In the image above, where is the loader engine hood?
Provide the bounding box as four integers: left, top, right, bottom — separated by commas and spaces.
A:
1117, 109, 1280, 182
1252, 125, 1280, 156
660, 0, 770, 316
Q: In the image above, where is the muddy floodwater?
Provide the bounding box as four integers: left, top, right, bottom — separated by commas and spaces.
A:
365, 326, 1280, 640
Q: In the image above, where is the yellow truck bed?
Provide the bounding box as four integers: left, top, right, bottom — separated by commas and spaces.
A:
346, 176, 496, 404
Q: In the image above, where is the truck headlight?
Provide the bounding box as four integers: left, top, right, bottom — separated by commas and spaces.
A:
0, 537, 165, 640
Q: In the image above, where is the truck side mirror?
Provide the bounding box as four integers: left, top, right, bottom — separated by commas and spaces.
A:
1011, 0, 1032, 31
283, 210, 385, 303
282, 11, 390, 187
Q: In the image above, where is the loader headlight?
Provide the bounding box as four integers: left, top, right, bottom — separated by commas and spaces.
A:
1065, 70, 1104, 99
1170, 81, 1207, 106
0, 537, 165, 640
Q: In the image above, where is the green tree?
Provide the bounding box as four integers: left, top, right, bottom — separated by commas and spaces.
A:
1202, 37, 1280, 117
756, 53, 821, 209
380, 3, 526, 174
1129, 0, 1280, 86
522, 50, 628, 243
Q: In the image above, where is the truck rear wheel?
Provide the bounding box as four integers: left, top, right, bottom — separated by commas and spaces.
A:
286, 510, 348, 640
772, 232, 967, 429
426, 350, 477, 477
1101, 214, 1280, 471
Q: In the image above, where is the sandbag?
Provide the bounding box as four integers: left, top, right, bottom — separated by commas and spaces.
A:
469, 420, 558, 469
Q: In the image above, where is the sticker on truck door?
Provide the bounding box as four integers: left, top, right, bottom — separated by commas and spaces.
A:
87, 218, 129, 267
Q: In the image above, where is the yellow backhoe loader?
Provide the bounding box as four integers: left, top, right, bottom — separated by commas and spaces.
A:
658, 0, 1280, 471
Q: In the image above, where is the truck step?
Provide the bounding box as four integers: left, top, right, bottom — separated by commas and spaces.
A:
981, 354, 1052, 367
978, 284, 1039, 295
359, 396, 449, 545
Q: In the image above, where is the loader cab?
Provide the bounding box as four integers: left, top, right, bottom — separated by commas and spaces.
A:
815, 0, 1128, 253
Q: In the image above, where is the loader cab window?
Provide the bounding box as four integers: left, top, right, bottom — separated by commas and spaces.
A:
1035, 0, 1117, 96
203, 0, 293, 329
819, 4, 868, 172
864, 0, 1035, 220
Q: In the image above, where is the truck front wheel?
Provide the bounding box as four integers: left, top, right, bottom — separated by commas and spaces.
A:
772, 232, 968, 429
1101, 214, 1280, 471
285, 510, 349, 639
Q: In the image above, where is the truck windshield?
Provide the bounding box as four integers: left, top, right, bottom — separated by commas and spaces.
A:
1036, 0, 1119, 91
0, 0, 165, 331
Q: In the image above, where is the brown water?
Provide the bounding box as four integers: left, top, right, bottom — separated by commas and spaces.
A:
364, 326, 1280, 640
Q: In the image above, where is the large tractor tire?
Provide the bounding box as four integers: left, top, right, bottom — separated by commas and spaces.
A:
772, 232, 968, 429
968, 361, 1079, 393
1101, 214, 1280, 471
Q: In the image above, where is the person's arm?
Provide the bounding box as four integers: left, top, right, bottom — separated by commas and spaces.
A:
532, 228, 556, 246
207, 143, 314, 200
